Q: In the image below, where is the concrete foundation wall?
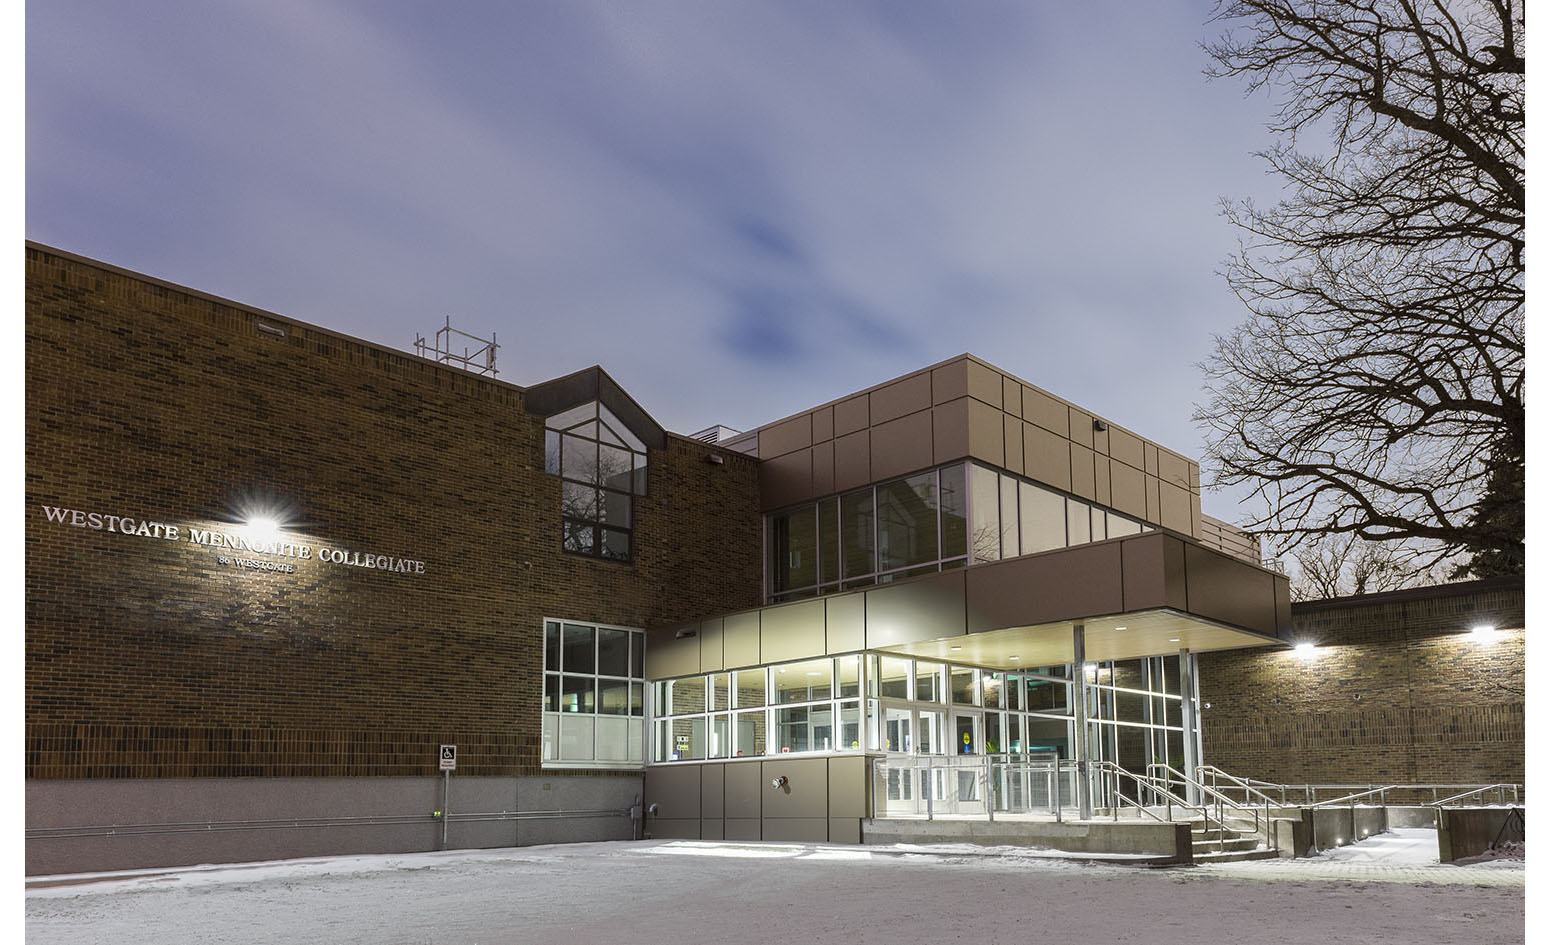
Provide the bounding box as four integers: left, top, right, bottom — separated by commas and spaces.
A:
1437, 807, 1524, 862
26, 774, 640, 876
862, 818, 1193, 863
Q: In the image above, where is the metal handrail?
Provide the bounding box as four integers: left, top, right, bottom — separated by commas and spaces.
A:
1195, 765, 1288, 807
1311, 786, 1399, 808
1430, 784, 1522, 807
1150, 763, 1272, 848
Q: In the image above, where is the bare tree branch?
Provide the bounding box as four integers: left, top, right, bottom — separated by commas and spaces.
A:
1199, 0, 1523, 576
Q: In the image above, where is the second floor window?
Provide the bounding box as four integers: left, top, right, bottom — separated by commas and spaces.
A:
545, 401, 647, 561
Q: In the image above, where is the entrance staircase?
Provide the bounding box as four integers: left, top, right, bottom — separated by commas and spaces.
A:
1190, 818, 1277, 863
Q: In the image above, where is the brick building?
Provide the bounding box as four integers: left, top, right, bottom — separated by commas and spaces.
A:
1200, 578, 1525, 787
25, 242, 1519, 875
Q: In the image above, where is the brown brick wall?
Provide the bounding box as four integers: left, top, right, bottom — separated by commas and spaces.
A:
25, 244, 764, 780
1198, 579, 1524, 786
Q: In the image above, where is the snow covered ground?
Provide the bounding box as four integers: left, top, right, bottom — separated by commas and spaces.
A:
25, 829, 1524, 944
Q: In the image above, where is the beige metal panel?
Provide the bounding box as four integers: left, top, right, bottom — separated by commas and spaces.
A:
759, 598, 827, 663
723, 818, 761, 841
1183, 543, 1280, 636
1159, 480, 1192, 533
645, 765, 701, 819
932, 399, 971, 464
828, 756, 868, 818
967, 398, 1005, 467
1145, 474, 1162, 524
1024, 422, 1072, 492
1273, 574, 1292, 637
1023, 385, 1068, 437
812, 405, 834, 443
649, 818, 700, 839
865, 570, 967, 647
1110, 461, 1147, 519
699, 617, 725, 673
1119, 532, 1187, 613
931, 358, 969, 405
966, 360, 1002, 407
964, 542, 1125, 634
833, 429, 871, 492
762, 757, 829, 818
700, 764, 725, 819
1070, 443, 1096, 500
723, 611, 761, 669
724, 760, 764, 819
1109, 427, 1145, 470
828, 817, 862, 844
1002, 414, 1024, 475
1158, 449, 1192, 490
1190, 462, 1201, 491
869, 409, 934, 482
763, 818, 829, 842
870, 371, 933, 424
1068, 407, 1094, 448
759, 448, 813, 510
1190, 494, 1202, 539
647, 628, 700, 679
700, 820, 724, 840
1002, 376, 1022, 418
834, 394, 869, 436
826, 592, 866, 653
812, 439, 835, 496
759, 414, 812, 459
1093, 455, 1111, 507
1145, 442, 1159, 475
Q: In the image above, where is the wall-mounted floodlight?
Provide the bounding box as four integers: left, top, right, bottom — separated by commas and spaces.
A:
1294, 642, 1318, 657
242, 515, 283, 544
1470, 624, 1499, 641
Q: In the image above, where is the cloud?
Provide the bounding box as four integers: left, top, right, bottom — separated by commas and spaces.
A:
27, 0, 1285, 519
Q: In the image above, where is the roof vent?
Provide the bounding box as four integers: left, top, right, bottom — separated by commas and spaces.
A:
690, 424, 742, 444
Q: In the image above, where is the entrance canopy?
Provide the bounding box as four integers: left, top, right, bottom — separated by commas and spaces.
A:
650, 531, 1292, 680
875, 607, 1285, 670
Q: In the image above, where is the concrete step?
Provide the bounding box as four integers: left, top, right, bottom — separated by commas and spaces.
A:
1192, 837, 1260, 853
1193, 847, 1279, 864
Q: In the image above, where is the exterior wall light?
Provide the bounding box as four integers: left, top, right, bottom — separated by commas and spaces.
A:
242, 515, 283, 543
1470, 624, 1499, 641
1294, 642, 1317, 657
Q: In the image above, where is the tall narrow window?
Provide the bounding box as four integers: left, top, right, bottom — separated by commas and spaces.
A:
544, 402, 647, 561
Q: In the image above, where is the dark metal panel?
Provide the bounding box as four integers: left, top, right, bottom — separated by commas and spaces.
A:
864, 571, 967, 648
965, 543, 1125, 634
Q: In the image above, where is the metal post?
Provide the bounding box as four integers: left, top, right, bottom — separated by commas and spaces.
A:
1073, 623, 1092, 821
925, 756, 934, 821
1178, 647, 1200, 806
441, 769, 450, 850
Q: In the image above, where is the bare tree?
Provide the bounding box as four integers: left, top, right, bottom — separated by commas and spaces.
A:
1291, 534, 1417, 600
1198, 0, 1524, 577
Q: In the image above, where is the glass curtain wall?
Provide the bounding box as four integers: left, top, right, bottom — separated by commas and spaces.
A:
767, 462, 1150, 602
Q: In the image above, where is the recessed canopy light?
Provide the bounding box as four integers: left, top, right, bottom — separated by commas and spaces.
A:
950, 646, 962, 651
806, 672, 820, 677
1114, 626, 1127, 632
1168, 637, 1181, 643
1008, 655, 1020, 661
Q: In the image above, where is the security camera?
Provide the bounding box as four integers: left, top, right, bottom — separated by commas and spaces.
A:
647, 802, 660, 815
770, 775, 789, 789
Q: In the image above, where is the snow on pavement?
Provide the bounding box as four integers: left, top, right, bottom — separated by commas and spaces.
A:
25, 833, 1524, 945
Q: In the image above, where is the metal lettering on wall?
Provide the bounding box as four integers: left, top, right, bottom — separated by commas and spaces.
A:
37, 505, 427, 576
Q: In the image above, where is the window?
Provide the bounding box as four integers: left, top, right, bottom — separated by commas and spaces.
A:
544, 402, 647, 562
542, 619, 645, 767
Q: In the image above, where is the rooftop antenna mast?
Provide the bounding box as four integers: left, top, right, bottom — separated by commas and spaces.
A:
414, 316, 499, 376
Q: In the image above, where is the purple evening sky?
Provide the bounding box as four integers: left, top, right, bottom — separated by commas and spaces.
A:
27, 1, 1292, 522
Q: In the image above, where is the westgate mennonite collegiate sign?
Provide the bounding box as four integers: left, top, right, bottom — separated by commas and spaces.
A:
38, 505, 427, 575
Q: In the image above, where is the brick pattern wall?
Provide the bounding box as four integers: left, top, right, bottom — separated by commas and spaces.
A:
25, 245, 764, 780
1198, 580, 1524, 786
